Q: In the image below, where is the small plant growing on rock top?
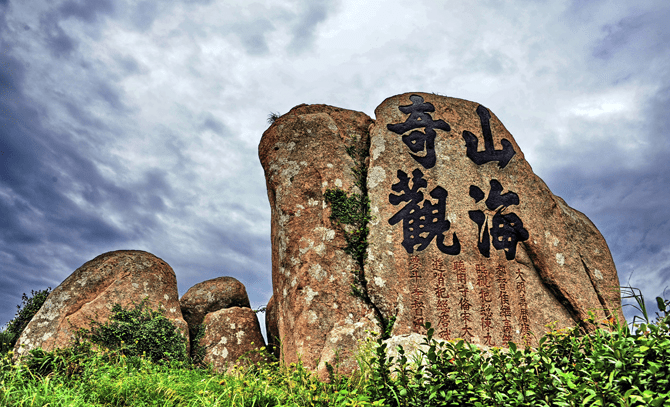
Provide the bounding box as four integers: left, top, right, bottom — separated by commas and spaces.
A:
267, 111, 281, 124
75, 298, 188, 364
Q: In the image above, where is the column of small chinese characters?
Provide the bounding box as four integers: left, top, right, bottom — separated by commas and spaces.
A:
475, 263, 495, 346
432, 258, 451, 339
496, 264, 513, 343
515, 269, 532, 345
454, 260, 473, 340
409, 256, 425, 332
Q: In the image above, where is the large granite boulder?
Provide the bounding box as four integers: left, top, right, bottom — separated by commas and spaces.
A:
180, 276, 251, 348
259, 93, 625, 378
366, 92, 624, 347
13, 250, 188, 360
259, 104, 380, 379
199, 307, 266, 373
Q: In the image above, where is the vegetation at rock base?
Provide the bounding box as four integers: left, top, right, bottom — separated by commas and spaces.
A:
1, 286, 669, 406
1, 287, 51, 353
74, 298, 189, 364
324, 134, 396, 340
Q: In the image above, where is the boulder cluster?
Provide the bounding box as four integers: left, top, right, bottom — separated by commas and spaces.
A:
13, 250, 265, 373
14, 92, 626, 380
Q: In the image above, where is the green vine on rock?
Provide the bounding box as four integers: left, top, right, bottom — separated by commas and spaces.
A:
324, 134, 395, 340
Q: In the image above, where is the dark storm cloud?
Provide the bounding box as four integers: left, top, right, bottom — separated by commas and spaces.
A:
57, 0, 115, 24
39, 12, 78, 58
288, 0, 333, 54
543, 83, 670, 322
201, 222, 272, 283
96, 81, 126, 111
0, 21, 175, 325
201, 114, 227, 135
233, 18, 275, 55
37, 0, 117, 58
117, 55, 141, 75
129, 1, 159, 32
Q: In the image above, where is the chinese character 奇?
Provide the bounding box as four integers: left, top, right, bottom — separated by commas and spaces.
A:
387, 95, 451, 169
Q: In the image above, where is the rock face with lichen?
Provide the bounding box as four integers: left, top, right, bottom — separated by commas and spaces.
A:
199, 307, 266, 373
259, 104, 381, 380
13, 250, 188, 361
259, 93, 625, 377
180, 276, 251, 346
180, 277, 266, 372
366, 92, 624, 349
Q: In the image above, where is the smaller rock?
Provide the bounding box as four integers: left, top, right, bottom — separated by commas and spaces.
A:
265, 295, 280, 360
180, 277, 251, 344
199, 307, 266, 373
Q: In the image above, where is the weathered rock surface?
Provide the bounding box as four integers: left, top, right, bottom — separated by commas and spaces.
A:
259, 104, 380, 379
180, 276, 251, 345
13, 250, 188, 360
265, 294, 280, 360
259, 93, 625, 379
199, 307, 266, 373
366, 92, 624, 347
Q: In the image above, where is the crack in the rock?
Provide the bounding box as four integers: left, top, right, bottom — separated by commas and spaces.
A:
324, 131, 395, 339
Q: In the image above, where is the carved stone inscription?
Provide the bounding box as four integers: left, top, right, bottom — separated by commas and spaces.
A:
384, 94, 533, 346
405, 258, 536, 346
368, 92, 621, 349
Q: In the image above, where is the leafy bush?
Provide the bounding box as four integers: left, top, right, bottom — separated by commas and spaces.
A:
23, 341, 93, 378
2, 287, 51, 352
361, 289, 670, 407
0, 330, 16, 354
76, 298, 188, 364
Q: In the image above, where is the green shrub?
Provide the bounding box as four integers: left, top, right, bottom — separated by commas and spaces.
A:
76, 298, 188, 364
2, 287, 51, 352
362, 288, 670, 407
0, 330, 16, 354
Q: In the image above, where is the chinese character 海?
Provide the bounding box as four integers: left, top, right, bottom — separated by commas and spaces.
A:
387, 95, 451, 169
468, 179, 529, 260
462, 105, 516, 168
389, 169, 461, 255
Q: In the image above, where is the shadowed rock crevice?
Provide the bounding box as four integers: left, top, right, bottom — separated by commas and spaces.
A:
581, 256, 614, 321
324, 133, 396, 339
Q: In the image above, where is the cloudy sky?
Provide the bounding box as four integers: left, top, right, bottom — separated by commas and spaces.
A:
1, 0, 669, 339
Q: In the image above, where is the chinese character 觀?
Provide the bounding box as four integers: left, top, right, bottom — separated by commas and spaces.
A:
389, 169, 461, 255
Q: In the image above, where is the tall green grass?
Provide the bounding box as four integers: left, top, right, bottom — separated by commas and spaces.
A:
1, 286, 668, 406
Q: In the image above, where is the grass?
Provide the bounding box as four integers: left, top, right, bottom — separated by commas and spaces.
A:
1, 286, 669, 406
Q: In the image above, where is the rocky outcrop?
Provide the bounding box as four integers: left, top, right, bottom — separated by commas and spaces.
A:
199, 307, 266, 373
13, 250, 188, 360
180, 276, 251, 350
180, 276, 266, 372
366, 93, 624, 347
259, 104, 380, 379
259, 93, 625, 378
